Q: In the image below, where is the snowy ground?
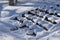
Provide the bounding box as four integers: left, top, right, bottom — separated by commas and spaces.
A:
0, 1, 60, 40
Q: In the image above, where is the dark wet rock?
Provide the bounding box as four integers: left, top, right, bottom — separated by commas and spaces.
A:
52, 21, 57, 24
13, 17, 18, 20
28, 11, 32, 14
55, 13, 60, 17
45, 10, 49, 14
31, 10, 34, 11
55, 13, 57, 15
10, 27, 18, 31
49, 13, 54, 15
35, 8, 39, 10
19, 25, 29, 28
57, 4, 60, 7
22, 14, 25, 17
50, 7, 54, 9
39, 9, 45, 12
26, 17, 34, 23
26, 32, 36, 36
36, 23, 48, 31
19, 20, 23, 23
57, 15, 60, 17
44, 17, 49, 21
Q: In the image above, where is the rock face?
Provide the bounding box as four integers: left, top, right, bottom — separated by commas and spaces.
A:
9, 0, 17, 6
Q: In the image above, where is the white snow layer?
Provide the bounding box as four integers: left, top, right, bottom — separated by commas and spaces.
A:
0, 1, 60, 40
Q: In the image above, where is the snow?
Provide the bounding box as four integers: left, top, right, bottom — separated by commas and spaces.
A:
0, 33, 14, 40
0, 0, 60, 40
1, 11, 9, 17
0, 1, 8, 3
22, 3, 34, 5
